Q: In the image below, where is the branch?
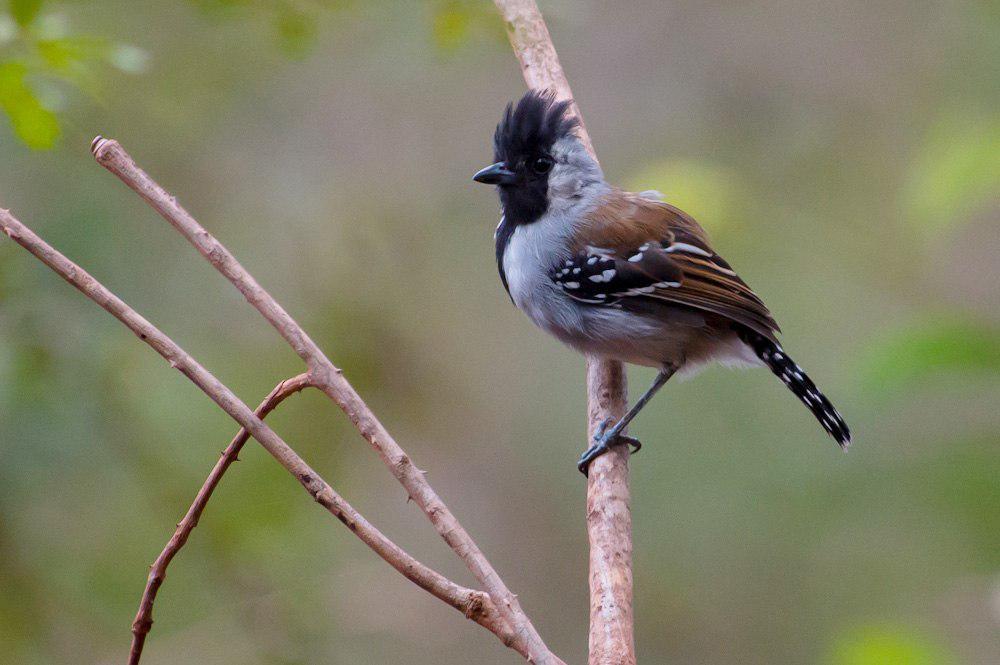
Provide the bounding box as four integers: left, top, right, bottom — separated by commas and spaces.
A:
128, 373, 311, 665
493, 1, 636, 663
89, 138, 563, 664
0, 209, 517, 660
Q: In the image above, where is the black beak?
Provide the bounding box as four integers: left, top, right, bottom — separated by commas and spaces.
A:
473, 162, 516, 185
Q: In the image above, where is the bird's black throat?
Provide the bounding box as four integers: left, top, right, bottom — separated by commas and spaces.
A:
494, 181, 549, 297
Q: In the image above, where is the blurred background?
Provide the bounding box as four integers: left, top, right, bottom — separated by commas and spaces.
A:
1, 1, 998, 663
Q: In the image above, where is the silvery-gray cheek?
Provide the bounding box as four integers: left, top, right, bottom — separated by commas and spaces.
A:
546, 163, 581, 202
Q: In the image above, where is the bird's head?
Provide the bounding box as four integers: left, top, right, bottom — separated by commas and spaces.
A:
473, 90, 603, 225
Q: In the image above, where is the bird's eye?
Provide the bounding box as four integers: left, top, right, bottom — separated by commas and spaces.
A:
532, 157, 554, 174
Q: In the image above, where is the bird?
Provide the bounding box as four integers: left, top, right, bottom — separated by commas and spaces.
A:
472, 90, 851, 475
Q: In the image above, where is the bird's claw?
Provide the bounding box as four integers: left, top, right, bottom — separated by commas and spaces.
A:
594, 418, 642, 455
577, 418, 642, 476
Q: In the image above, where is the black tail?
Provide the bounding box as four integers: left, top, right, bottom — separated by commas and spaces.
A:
738, 328, 851, 448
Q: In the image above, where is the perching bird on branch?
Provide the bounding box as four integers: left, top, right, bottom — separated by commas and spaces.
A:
473, 90, 851, 475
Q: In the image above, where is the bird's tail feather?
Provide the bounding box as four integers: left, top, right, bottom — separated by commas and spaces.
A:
737, 328, 851, 448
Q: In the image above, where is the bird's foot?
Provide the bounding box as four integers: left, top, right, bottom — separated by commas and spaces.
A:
577, 418, 642, 476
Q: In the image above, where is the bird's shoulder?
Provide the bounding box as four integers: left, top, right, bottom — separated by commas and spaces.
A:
570, 189, 712, 255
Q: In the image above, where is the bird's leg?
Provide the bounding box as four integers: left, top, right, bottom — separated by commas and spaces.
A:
578, 364, 678, 475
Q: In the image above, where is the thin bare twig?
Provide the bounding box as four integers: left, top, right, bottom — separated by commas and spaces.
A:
0, 208, 518, 660
91, 137, 563, 665
493, 1, 636, 663
128, 373, 312, 665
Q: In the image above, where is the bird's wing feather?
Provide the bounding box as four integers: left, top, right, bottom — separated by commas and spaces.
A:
553, 191, 780, 340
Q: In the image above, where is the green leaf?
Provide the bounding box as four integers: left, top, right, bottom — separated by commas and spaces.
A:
0, 62, 60, 149
902, 108, 1000, 238
10, 0, 44, 28
861, 319, 1000, 394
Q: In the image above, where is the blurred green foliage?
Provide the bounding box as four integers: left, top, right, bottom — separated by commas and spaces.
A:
0, 0, 349, 147
902, 109, 1000, 238
9, 0, 43, 27
862, 319, 1000, 395
625, 159, 746, 235
188, 0, 346, 58
431, 0, 504, 52
0, 60, 59, 148
0, 1, 998, 664
0, 0, 148, 148
828, 625, 957, 665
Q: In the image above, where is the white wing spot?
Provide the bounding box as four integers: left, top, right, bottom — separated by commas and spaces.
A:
588, 270, 617, 283
628, 253, 644, 262
563, 281, 580, 289
665, 242, 712, 257
587, 256, 598, 265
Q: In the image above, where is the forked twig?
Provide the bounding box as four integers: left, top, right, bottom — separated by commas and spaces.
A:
0, 209, 522, 661
128, 373, 312, 664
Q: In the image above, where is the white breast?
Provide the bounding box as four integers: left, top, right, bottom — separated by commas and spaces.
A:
503, 211, 575, 332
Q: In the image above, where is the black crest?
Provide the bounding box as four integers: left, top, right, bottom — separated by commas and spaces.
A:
493, 89, 579, 164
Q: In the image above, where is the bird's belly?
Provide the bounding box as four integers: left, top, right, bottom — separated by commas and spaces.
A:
512, 280, 703, 368
562, 306, 702, 368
